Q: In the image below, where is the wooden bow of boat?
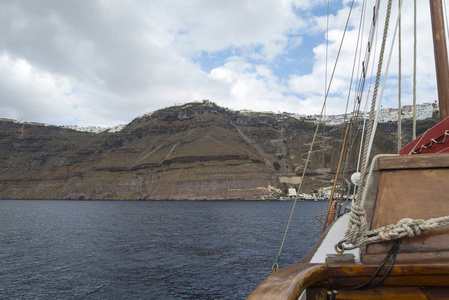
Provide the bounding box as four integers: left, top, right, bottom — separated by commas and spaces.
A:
249, 261, 449, 299
247, 264, 328, 300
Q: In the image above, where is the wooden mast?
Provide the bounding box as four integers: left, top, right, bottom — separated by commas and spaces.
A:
429, 0, 449, 120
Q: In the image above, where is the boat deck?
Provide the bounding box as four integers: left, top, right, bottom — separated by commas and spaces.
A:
310, 213, 360, 264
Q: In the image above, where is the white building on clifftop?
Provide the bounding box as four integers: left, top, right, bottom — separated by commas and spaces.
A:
303, 102, 438, 125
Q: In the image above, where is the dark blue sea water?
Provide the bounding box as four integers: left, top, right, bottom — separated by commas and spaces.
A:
0, 200, 324, 299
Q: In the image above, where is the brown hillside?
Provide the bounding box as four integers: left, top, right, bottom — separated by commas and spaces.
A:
0, 102, 432, 200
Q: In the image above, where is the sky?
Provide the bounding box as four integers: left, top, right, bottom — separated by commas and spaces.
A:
0, 0, 442, 127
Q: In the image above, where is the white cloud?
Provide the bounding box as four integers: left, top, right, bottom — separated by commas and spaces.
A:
209, 57, 284, 108
0, 55, 72, 121
0, 0, 442, 127
168, 0, 306, 60
288, 0, 439, 115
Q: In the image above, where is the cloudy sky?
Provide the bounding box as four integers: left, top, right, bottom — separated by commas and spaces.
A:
0, 0, 441, 127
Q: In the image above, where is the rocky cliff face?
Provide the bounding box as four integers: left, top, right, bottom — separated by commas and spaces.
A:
0, 103, 295, 200
0, 102, 435, 200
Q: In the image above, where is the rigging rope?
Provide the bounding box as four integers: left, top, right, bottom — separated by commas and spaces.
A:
272, 0, 356, 273
344, 0, 368, 122
368, 0, 404, 156
352, 0, 382, 117
354, 8, 379, 184
342, 0, 379, 207
413, 0, 417, 140
344, 0, 393, 247
352, 90, 371, 202
398, 0, 402, 153
322, 0, 329, 185
323, 0, 369, 230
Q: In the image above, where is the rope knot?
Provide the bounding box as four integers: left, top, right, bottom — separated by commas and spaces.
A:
399, 218, 423, 237
344, 203, 367, 246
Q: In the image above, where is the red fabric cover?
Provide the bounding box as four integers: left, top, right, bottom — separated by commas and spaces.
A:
399, 116, 449, 155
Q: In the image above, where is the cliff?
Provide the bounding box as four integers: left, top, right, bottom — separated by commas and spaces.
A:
0, 102, 437, 200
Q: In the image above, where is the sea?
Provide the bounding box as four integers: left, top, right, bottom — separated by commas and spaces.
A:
0, 200, 325, 300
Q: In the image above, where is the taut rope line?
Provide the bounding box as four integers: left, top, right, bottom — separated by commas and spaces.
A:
344, 0, 394, 247
272, 0, 356, 273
